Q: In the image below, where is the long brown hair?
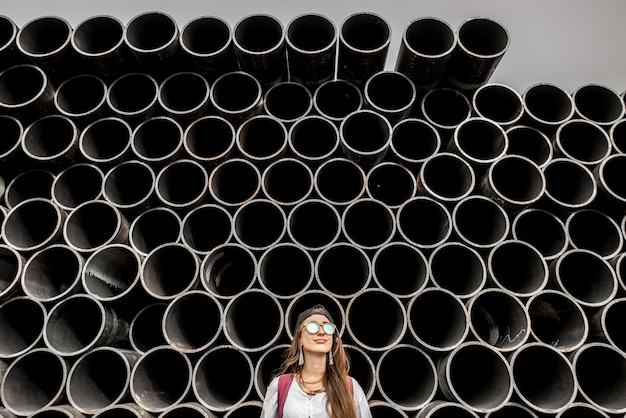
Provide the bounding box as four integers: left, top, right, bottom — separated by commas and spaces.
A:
278, 329, 357, 418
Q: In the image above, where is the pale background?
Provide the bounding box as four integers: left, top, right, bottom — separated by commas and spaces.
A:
4, 0, 626, 95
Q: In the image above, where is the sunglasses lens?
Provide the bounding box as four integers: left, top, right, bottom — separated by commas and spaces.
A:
323, 324, 335, 335
305, 322, 320, 334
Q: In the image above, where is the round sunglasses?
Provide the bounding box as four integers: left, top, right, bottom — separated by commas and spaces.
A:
302, 321, 336, 335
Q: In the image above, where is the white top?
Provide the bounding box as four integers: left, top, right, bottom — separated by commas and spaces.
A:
261, 375, 373, 418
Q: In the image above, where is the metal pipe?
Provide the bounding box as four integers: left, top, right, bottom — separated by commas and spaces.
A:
0, 245, 24, 300
572, 343, 626, 415
208, 158, 261, 207
0, 116, 24, 174
287, 199, 341, 251
346, 288, 407, 352
106, 73, 159, 124
589, 297, 626, 354
54, 74, 108, 125
209, 71, 263, 127
192, 345, 254, 412
368, 400, 410, 417
484, 402, 539, 418
554, 119, 611, 166
16, 16, 77, 83
420, 88, 472, 143
102, 160, 155, 216
613, 252, 626, 294
315, 242, 371, 299
222, 401, 263, 417
376, 344, 437, 411
572, 83, 625, 127
0, 348, 67, 416
179, 15, 238, 83
3, 197, 65, 254
285, 13, 336, 89
129, 302, 168, 354
43, 293, 129, 356
155, 159, 208, 212
438, 342, 513, 413
263, 81, 312, 126
509, 342, 577, 414
416, 401, 480, 418
223, 289, 283, 352
407, 288, 469, 352
235, 115, 288, 164
258, 243, 314, 299
140, 242, 200, 301
0, 296, 46, 359
366, 162, 416, 209
541, 158, 597, 212
337, 12, 391, 88
183, 116, 235, 166
505, 125, 553, 169
63, 199, 129, 254
158, 72, 211, 123
313, 157, 366, 206
363, 70, 417, 125
312, 79, 363, 125
566, 209, 623, 259
21, 244, 83, 303
283, 289, 345, 340
594, 153, 626, 217
429, 241, 486, 299
82, 243, 143, 303
79, 117, 132, 167
232, 199, 286, 251
556, 402, 611, 418
512, 208, 569, 261
232, 13, 287, 88
131, 116, 184, 166
181, 204, 233, 256
481, 155, 545, 212
19, 405, 85, 418
123, 11, 180, 79
158, 402, 217, 418
22, 115, 79, 169
342, 197, 396, 250
448, 117, 508, 171
163, 290, 223, 354
0, 64, 53, 123
372, 241, 429, 298
253, 343, 290, 399
71, 15, 139, 82
200, 243, 257, 300
389, 118, 441, 167
444, 17, 509, 90
396, 196, 452, 250
610, 118, 626, 153
452, 195, 510, 250
287, 115, 339, 164
92, 403, 153, 418
128, 207, 181, 258
487, 239, 548, 297
416, 152, 475, 204
395, 16, 456, 90
345, 344, 377, 399
472, 83, 524, 128
0, 15, 21, 72
551, 249, 618, 308
129, 345, 192, 413
261, 157, 313, 206
521, 83, 575, 135
340, 109, 392, 167
466, 288, 530, 352
66, 347, 139, 414
52, 163, 104, 212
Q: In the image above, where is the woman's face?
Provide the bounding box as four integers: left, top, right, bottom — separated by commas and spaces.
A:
300, 313, 334, 355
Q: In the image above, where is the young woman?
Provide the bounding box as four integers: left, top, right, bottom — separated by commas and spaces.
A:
261, 304, 372, 418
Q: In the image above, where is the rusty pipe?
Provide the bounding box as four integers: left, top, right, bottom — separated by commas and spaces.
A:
79, 117, 132, 167
390, 118, 441, 167
288, 115, 339, 164
180, 204, 233, 256
487, 239, 548, 297
232, 199, 286, 251
312, 79, 363, 125
183, 116, 235, 166
342, 197, 396, 250
372, 241, 429, 298
200, 243, 257, 300
313, 157, 366, 206
428, 241, 486, 299
140, 242, 200, 301
258, 242, 314, 299
287, 199, 341, 251
128, 207, 181, 258
396, 196, 452, 250
261, 157, 314, 207
0, 296, 45, 359
263, 81, 312, 126
315, 242, 371, 299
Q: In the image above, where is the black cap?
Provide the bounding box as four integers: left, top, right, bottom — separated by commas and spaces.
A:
294, 304, 334, 333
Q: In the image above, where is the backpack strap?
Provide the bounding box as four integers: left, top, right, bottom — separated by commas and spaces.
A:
347, 376, 354, 394
277, 373, 294, 418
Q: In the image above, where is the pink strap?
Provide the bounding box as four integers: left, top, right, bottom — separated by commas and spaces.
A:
277, 373, 354, 417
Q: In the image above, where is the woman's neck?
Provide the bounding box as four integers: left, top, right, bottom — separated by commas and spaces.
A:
301, 352, 327, 381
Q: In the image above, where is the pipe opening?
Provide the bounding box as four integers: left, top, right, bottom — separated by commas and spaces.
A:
141, 244, 198, 299
3, 198, 62, 252
181, 16, 231, 55
316, 244, 370, 298
573, 84, 625, 125
233, 200, 286, 250
366, 162, 416, 208
313, 79, 362, 122
288, 116, 338, 161
55, 75, 107, 118
340, 13, 390, 52
4, 169, 55, 209
419, 402, 479, 417
421, 88, 471, 130
164, 291, 222, 352
107, 73, 158, 116
159, 72, 210, 114
22, 245, 81, 302
347, 289, 405, 351
80, 117, 132, 164
209, 158, 260, 206
511, 344, 576, 413
262, 158, 313, 206
404, 18, 455, 56
453, 118, 507, 164
397, 197, 452, 249
156, 160, 207, 208
598, 154, 626, 205
365, 71, 416, 116
52, 164, 104, 211
342, 198, 395, 249
182, 204, 232, 255
473, 84, 523, 126
0, 245, 22, 299
0, 64, 49, 114
125, 12, 178, 53
0, 116, 22, 158
505, 125, 552, 168
64, 201, 126, 252
234, 14, 283, 54
527, 291, 588, 352
566, 210, 623, 259
555, 250, 616, 307
129, 207, 181, 257
258, 244, 313, 298
610, 119, 626, 153
264, 82, 312, 123
344, 345, 377, 399
408, 289, 468, 351
236, 116, 287, 162
72, 15, 124, 55
523, 84, 574, 126
17, 17, 71, 56
373, 242, 428, 297
391, 119, 440, 164
453, 196, 509, 249
0, 297, 44, 358
488, 240, 547, 296
341, 110, 391, 156
287, 14, 335, 52
22, 116, 77, 160
201, 244, 256, 298
419, 152, 475, 202
83, 244, 141, 301
254, 344, 290, 398
556, 120, 610, 165
429, 242, 486, 298
487, 155, 544, 206
103, 160, 155, 210
287, 199, 340, 250
0, 16, 16, 51
184, 116, 235, 163
132, 117, 182, 162
574, 344, 626, 413
194, 346, 253, 410
210, 72, 261, 113
601, 298, 626, 353
512, 209, 568, 260
129, 303, 167, 353
458, 18, 508, 57
314, 158, 365, 205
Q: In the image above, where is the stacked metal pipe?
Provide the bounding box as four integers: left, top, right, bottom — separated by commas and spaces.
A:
0, 10, 625, 418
